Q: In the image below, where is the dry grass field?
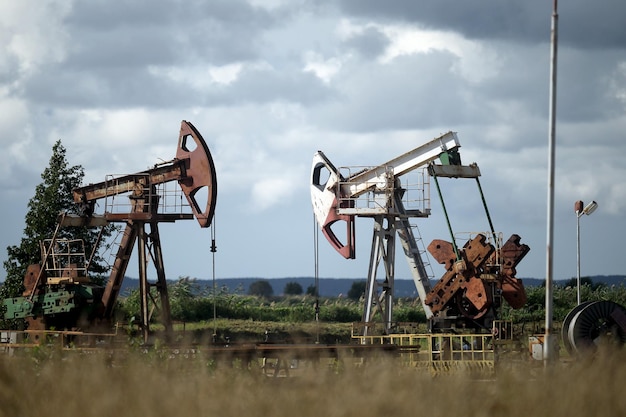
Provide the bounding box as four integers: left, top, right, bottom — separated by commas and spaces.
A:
1, 344, 625, 417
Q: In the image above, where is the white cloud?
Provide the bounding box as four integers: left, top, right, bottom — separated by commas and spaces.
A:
149, 63, 246, 89
251, 176, 296, 211
303, 51, 344, 84
384, 25, 502, 83
209, 63, 244, 85
338, 20, 503, 84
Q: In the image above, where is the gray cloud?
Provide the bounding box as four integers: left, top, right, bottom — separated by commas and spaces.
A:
0, 0, 624, 283
332, 0, 626, 48
311, 51, 471, 132
342, 26, 390, 59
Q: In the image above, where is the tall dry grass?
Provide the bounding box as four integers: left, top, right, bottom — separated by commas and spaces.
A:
1, 346, 625, 417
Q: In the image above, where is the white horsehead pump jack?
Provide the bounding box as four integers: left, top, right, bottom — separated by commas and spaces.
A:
311, 132, 529, 336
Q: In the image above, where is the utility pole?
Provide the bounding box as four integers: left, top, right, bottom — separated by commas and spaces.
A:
544, 0, 559, 365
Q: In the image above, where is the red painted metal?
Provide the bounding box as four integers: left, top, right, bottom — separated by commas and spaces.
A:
176, 120, 217, 228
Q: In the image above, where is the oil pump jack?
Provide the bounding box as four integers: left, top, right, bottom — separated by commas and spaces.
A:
3, 121, 217, 342
311, 132, 529, 335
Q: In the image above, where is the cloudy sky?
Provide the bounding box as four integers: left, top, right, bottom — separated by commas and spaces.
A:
1, 0, 625, 287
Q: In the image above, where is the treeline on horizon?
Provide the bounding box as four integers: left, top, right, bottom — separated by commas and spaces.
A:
115, 275, 626, 327
117, 274, 626, 299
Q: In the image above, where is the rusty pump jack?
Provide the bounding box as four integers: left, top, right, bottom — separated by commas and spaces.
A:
311, 132, 529, 335
4, 121, 217, 342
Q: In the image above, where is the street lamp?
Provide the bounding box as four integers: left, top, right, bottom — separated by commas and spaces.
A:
575, 200, 598, 305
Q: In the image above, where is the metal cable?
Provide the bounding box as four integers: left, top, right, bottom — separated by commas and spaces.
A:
210, 214, 217, 339
313, 214, 320, 343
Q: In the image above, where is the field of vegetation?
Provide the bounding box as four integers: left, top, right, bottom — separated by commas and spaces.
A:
1, 343, 625, 417
1, 279, 626, 417
114, 277, 626, 346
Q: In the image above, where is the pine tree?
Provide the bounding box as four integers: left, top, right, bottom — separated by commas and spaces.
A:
1, 141, 113, 326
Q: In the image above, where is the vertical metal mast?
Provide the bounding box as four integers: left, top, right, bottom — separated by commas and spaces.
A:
544, 0, 559, 365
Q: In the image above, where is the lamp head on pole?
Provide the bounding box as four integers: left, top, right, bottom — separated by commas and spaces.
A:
575, 200, 598, 217
583, 201, 598, 215
574, 200, 583, 214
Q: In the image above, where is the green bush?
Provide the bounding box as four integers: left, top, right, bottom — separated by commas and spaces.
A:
393, 306, 426, 323
319, 305, 361, 322
116, 280, 626, 327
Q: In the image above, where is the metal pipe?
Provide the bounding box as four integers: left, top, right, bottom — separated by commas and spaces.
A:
211, 216, 218, 340
474, 177, 496, 238
431, 172, 460, 260
576, 209, 581, 305
544, 0, 559, 365
137, 224, 150, 344
313, 214, 320, 343
576, 200, 598, 305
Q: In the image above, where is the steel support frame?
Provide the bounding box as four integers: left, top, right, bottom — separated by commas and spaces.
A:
394, 194, 433, 319
136, 221, 173, 343
363, 215, 396, 336
101, 223, 137, 317
362, 191, 437, 336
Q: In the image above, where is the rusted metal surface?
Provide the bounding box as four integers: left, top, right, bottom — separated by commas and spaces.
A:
100, 223, 137, 318
5, 121, 217, 339
22, 264, 44, 297
176, 120, 218, 228
102, 213, 195, 222
500, 234, 530, 278
501, 277, 527, 309
73, 120, 216, 340
427, 239, 457, 271
464, 276, 490, 313
498, 234, 529, 309
425, 234, 494, 317
72, 121, 217, 228
425, 233, 528, 324
463, 234, 495, 268
72, 163, 186, 204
